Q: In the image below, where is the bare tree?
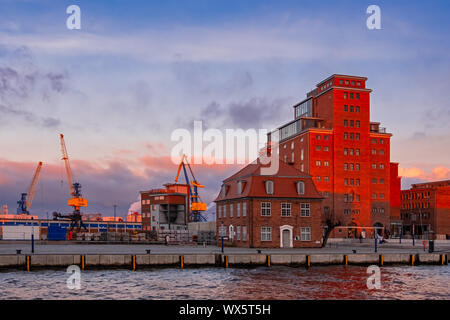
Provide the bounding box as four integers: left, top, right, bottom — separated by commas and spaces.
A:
322, 207, 341, 248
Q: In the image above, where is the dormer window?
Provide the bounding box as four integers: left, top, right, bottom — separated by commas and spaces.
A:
297, 181, 305, 195
221, 185, 227, 198
265, 180, 274, 195
237, 181, 242, 195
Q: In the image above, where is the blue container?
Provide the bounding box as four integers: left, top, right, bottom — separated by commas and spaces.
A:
48, 225, 67, 240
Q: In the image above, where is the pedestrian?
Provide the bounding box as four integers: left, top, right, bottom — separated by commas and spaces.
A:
359, 232, 362, 243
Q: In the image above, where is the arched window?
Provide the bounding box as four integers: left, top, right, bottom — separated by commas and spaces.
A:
297, 181, 305, 195
265, 180, 274, 195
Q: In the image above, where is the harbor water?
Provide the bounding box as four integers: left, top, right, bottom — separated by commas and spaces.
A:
0, 265, 449, 300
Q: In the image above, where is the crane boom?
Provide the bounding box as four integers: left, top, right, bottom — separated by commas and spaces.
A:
17, 161, 43, 215
60, 134, 75, 196
174, 155, 207, 222
26, 161, 43, 209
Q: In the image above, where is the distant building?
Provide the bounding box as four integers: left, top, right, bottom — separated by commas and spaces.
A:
215, 159, 323, 248
400, 180, 450, 239
140, 183, 189, 232
269, 74, 399, 237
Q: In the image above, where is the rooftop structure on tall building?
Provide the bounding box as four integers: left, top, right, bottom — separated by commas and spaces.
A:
268, 74, 400, 237
400, 180, 450, 240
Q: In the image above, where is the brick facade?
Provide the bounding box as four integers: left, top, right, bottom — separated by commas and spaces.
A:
215, 160, 323, 248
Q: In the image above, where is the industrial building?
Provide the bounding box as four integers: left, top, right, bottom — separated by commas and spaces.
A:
215, 159, 324, 248
400, 180, 450, 240
269, 74, 400, 238
140, 183, 190, 232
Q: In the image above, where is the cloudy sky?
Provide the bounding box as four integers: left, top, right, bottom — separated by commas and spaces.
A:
0, 0, 449, 218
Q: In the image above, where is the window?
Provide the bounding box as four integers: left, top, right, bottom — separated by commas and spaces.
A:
344, 132, 348, 140
350, 179, 354, 186
356, 194, 360, 202
237, 181, 242, 195
221, 185, 227, 198
324, 135, 329, 140
356, 179, 360, 186
261, 202, 271, 216
236, 226, 241, 241
261, 227, 272, 241
316, 145, 321, 151
350, 133, 354, 140
344, 148, 348, 155
350, 106, 354, 112
291, 141, 294, 149
344, 120, 348, 127
372, 193, 377, 199
218, 206, 221, 219
344, 209, 351, 215
339, 80, 344, 84
349, 164, 354, 171
237, 203, 241, 217
344, 163, 348, 170
242, 226, 247, 241
351, 81, 355, 85
243, 202, 247, 217
301, 227, 311, 241
324, 161, 330, 167
379, 193, 385, 199
372, 163, 377, 169
372, 149, 377, 155
356, 121, 360, 128
324, 176, 329, 182
349, 149, 354, 156
324, 146, 329, 152
316, 176, 321, 181
380, 139, 384, 144
356, 106, 360, 113
297, 181, 305, 195
372, 138, 377, 144
301, 149, 304, 161
344, 178, 348, 186
324, 191, 330, 198
223, 205, 227, 218
229, 203, 233, 217
356, 133, 360, 140
372, 178, 377, 184
350, 120, 354, 127
281, 203, 291, 216
379, 149, 385, 155
372, 208, 377, 214
379, 208, 385, 214
316, 135, 321, 140
350, 93, 354, 99
379, 164, 385, 169
265, 181, 274, 194
379, 179, 385, 184
344, 105, 348, 111
356, 149, 360, 156
316, 160, 321, 166
301, 203, 310, 217
344, 92, 348, 99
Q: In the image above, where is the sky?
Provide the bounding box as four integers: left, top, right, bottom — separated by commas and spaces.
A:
0, 0, 449, 218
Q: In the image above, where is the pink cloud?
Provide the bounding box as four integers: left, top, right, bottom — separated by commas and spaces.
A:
399, 166, 450, 181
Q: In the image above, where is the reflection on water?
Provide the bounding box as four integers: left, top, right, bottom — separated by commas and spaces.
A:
0, 265, 448, 300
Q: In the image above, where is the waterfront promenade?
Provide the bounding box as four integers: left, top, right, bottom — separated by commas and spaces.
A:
0, 240, 449, 255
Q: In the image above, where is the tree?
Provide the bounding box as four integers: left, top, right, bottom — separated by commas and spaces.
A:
321, 207, 341, 248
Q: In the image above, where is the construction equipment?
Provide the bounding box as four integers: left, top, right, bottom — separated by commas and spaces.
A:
57, 134, 87, 231
174, 154, 207, 222
17, 161, 43, 215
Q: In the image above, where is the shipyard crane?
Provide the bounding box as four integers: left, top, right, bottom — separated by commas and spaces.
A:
174, 154, 207, 222
17, 161, 43, 215
57, 134, 87, 231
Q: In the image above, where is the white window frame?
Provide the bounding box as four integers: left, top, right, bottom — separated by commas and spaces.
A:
261, 202, 271, 216
261, 227, 272, 241
301, 227, 311, 241
281, 203, 291, 216
301, 203, 310, 217
243, 202, 247, 217
229, 203, 233, 217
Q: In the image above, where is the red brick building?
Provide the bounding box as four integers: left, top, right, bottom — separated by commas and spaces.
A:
270, 74, 399, 237
400, 180, 450, 239
215, 160, 323, 248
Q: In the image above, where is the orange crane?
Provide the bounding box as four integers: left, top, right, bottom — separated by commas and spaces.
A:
17, 161, 43, 215
174, 154, 207, 222
59, 134, 87, 214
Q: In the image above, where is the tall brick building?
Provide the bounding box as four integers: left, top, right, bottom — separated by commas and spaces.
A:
270, 74, 399, 236
215, 160, 323, 248
400, 180, 450, 239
